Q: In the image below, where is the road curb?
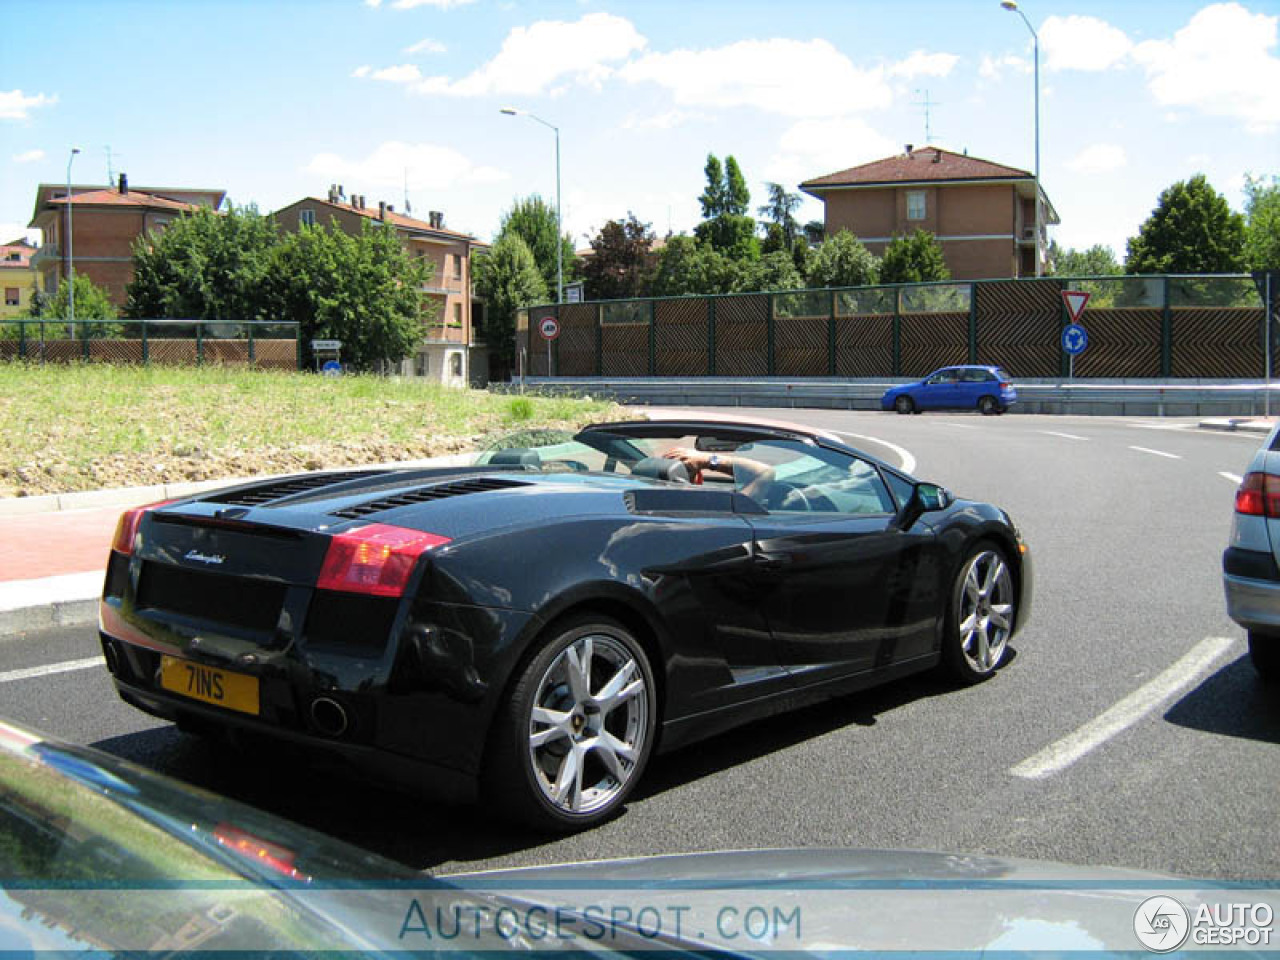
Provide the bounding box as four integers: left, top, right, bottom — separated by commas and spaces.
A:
0, 597, 98, 638
1198, 418, 1275, 435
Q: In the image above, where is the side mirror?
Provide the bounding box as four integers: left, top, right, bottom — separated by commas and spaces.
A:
915, 482, 952, 511
895, 481, 952, 530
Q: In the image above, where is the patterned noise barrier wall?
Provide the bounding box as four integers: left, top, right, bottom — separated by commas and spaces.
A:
517, 276, 1271, 381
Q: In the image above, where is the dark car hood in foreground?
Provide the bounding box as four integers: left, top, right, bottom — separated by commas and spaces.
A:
4, 720, 1277, 956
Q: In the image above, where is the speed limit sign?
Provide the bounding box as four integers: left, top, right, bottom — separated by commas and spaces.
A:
539, 316, 560, 341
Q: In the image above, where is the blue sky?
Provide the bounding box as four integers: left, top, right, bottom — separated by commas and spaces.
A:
2, 0, 1277, 260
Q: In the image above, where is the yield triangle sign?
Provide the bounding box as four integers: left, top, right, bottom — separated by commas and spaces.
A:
1062, 290, 1090, 322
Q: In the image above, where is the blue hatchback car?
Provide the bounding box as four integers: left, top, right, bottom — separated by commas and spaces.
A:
881, 365, 1016, 415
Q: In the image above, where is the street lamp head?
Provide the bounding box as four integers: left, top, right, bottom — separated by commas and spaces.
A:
1000, 1, 1018, 9
499, 107, 520, 116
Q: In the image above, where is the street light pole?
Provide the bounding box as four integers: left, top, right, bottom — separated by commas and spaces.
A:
1002, 1, 1041, 277
65, 147, 80, 329
500, 108, 562, 304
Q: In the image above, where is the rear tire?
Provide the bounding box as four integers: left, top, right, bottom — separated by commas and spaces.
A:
941, 542, 1015, 684
895, 396, 915, 415
484, 614, 657, 831
978, 395, 999, 416
1248, 632, 1280, 683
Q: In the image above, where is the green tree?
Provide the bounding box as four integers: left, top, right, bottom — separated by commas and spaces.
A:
737, 251, 803, 292
497, 195, 577, 300
264, 219, 430, 371
582, 215, 656, 300
878, 229, 950, 284
125, 205, 277, 320
1244, 175, 1280, 271
26, 274, 117, 321
648, 236, 743, 296
472, 232, 547, 374
695, 153, 759, 259
807, 230, 879, 288
757, 182, 802, 247
1046, 241, 1122, 277
724, 156, 750, 216
1125, 174, 1246, 274
802, 220, 826, 246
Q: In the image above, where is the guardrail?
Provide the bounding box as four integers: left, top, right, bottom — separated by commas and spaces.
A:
506, 376, 1280, 418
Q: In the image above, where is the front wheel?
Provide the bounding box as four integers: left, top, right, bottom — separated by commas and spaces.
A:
978, 395, 999, 416
895, 395, 915, 415
941, 543, 1015, 683
485, 615, 657, 830
1248, 632, 1280, 683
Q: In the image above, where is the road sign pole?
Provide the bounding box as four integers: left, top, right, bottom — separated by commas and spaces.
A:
1267, 273, 1273, 419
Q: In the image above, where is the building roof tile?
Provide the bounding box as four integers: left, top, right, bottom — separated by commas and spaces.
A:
800, 147, 1032, 192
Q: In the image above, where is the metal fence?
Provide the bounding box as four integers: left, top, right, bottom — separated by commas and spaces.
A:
0, 319, 300, 369
518, 275, 1269, 381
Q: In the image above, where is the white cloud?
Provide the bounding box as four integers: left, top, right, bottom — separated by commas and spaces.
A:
0, 224, 40, 245
369, 64, 423, 84
12, 149, 44, 164
978, 53, 1029, 80
1066, 143, 1127, 174
304, 141, 509, 192
620, 38, 890, 118
766, 116, 901, 187
620, 110, 703, 131
890, 50, 959, 79
351, 65, 372, 78
404, 37, 446, 55
390, 0, 475, 8
1040, 15, 1132, 72
411, 12, 645, 97
0, 90, 57, 121
1133, 2, 1280, 132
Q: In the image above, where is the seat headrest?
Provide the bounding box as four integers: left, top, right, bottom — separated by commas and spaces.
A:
490, 448, 541, 467
631, 456, 691, 483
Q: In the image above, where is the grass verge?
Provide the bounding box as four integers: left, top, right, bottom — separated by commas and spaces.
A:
0, 364, 629, 497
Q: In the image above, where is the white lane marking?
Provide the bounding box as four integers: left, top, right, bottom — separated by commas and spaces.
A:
829, 431, 917, 476
1009, 636, 1236, 780
939, 422, 978, 430
1127, 422, 1194, 432
1129, 445, 1182, 460
1221, 472, 1244, 484
1042, 431, 1088, 440
0, 657, 103, 684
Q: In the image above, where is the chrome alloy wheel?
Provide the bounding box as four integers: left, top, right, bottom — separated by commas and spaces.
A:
527, 633, 649, 816
957, 550, 1014, 673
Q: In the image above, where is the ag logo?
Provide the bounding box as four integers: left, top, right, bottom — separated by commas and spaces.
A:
1134, 896, 1190, 952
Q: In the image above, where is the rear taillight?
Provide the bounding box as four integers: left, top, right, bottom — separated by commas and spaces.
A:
1000, 381, 1011, 390
111, 499, 178, 556
1235, 472, 1280, 517
316, 523, 450, 598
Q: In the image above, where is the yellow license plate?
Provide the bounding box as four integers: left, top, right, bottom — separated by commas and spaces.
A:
159, 656, 260, 716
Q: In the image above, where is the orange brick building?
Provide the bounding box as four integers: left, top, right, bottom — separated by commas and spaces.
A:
800, 147, 1059, 280
274, 191, 488, 386
27, 176, 226, 307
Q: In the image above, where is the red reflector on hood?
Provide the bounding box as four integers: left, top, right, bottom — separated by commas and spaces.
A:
111, 499, 179, 556
316, 523, 450, 597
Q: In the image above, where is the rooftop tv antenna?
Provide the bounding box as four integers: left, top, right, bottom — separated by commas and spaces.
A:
912, 90, 942, 145
403, 168, 412, 215
105, 145, 119, 184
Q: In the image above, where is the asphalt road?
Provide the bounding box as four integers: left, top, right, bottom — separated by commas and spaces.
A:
4, 411, 1276, 882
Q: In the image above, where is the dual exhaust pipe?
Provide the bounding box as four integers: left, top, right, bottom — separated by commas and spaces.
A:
309, 696, 350, 738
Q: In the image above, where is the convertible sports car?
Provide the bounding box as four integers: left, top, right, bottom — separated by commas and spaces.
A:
99, 418, 1032, 830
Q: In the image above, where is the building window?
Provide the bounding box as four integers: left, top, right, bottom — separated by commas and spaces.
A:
450, 353, 463, 377
453, 255, 462, 280
906, 191, 926, 221
4, 288, 18, 307
452, 303, 463, 327
299, 208, 316, 227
